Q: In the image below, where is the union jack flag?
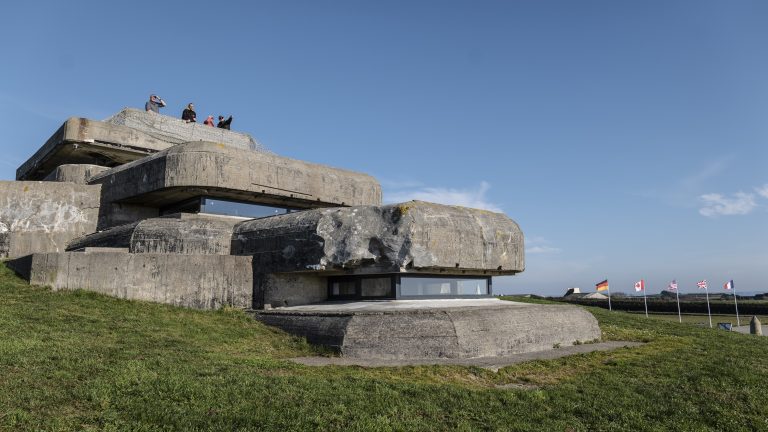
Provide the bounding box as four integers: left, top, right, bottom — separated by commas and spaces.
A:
697, 280, 708, 289
668, 280, 678, 291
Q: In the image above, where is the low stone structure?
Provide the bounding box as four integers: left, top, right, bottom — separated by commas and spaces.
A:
1, 108, 600, 359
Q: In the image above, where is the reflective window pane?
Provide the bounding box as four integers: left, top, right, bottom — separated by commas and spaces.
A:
200, 198, 300, 219
331, 281, 356, 297
400, 277, 489, 297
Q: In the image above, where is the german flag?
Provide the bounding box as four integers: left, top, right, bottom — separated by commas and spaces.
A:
595, 279, 609, 292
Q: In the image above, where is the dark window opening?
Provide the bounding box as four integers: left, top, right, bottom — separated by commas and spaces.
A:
328, 275, 491, 300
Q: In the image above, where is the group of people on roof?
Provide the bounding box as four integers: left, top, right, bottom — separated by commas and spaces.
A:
145, 94, 233, 130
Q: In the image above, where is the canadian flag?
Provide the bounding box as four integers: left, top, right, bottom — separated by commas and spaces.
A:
634, 279, 645, 292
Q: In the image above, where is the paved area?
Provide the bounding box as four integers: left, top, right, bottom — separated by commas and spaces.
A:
267, 298, 531, 313
290, 341, 644, 371
732, 325, 767, 336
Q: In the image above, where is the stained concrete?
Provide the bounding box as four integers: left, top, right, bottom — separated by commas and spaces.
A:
233, 201, 524, 275
44, 164, 109, 184
68, 213, 240, 255
12, 251, 253, 309
291, 341, 643, 370
89, 141, 382, 209
105, 108, 268, 153
0, 181, 100, 258
252, 299, 600, 359
17, 117, 174, 180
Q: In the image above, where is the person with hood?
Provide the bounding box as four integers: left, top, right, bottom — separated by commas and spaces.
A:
217, 115, 233, 130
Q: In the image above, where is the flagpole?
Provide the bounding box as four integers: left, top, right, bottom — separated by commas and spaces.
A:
733, 282, 740, 327
643, 279, 648, 318
607, 284, 612, 312
675, 285, 681, 323
704, 285, 712, 329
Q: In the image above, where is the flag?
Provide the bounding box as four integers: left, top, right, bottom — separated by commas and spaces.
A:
634, 279, 645, 292
697, 280, 708, 289
668, 280, 678, 291
724, 280, 734, 290
596, 279, 609, 292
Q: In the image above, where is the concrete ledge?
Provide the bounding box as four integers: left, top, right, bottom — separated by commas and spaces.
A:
14, 252, 253, 309
89, 141, 382, 208
16, 117, 174, 180
68, 213, 240, 255
233, 201, 524, 275
44, 164, 109, 184
252, 299, 600, 359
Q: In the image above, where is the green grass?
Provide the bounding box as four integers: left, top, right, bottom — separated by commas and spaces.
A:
627, 312, 768, 327
2, 264, 768, 431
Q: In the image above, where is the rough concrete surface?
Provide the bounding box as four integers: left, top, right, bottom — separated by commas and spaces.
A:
89, 141, 382, 209
105, 108, 268, 153
17, 252, 253, 309
0, 181, 101, 258
233, 201, 524, 275
255, 272, 327, 308
68, 213, 240, 255
44, 164, 109, 184
252, 300, 599, 359
291, 341, 643, 370
17, 117, 175, 180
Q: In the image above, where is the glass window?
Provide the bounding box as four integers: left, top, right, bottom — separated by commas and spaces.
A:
331, 280, 356, 297
400, 277, 489, 297
361, 278, 392, 298
200, 198, 300, 219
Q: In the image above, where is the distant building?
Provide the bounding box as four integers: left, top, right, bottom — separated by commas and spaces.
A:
564, 287, 581, 296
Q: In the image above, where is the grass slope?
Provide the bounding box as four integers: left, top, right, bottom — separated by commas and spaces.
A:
1, 266, 767, 431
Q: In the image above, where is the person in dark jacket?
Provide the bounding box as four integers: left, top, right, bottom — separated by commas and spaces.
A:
182, 103, 197, 123
217, 115, 233, 130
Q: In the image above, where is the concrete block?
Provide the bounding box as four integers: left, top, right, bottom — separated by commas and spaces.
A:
44, 164, 109, 184
253, 300, 600, 359
89, 141, 382, 209
20, 252, 253, 309
232, 200, 524, 275
105, 108, 268, 153
0, 181, 100, 258
68, 213, 240, 255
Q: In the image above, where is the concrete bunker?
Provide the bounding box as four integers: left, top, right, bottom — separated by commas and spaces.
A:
2, 108, 600, 359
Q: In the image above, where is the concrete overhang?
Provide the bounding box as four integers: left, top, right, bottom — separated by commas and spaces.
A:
231, 200, 525, 276
89, 141, 382, 209
16, 117, 174, 180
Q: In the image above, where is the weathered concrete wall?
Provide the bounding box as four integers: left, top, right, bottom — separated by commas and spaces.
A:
89, 141, 382, 209
17, 117, 175, 180
44, 164, 109, 184
254, 302, 600, 359
233, 201, 524, 275
68, 214, 240, 255
97, 203, 159, 230
105, 108, 268, 153
0, 182, 100, 258
255, 273, 327, 308
18, 252, 253, 309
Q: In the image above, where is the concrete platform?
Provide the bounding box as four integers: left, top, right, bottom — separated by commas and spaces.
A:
251, 299, 601, 360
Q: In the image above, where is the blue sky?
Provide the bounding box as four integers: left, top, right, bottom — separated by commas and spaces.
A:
1, 1, 766, 295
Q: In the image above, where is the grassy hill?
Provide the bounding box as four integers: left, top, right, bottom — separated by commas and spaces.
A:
1, 265, 767, 431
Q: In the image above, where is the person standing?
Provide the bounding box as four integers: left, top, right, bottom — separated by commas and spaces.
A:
145, 94, 166, 113
216, 115, 233, 130
182, 103, 197, 123
203, 115, 215, 126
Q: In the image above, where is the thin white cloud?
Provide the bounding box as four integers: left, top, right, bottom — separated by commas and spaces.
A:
384, 181, 502, 212
525, 236, 562, 254
698, 192, 756, 217
755, 184, 768, 199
